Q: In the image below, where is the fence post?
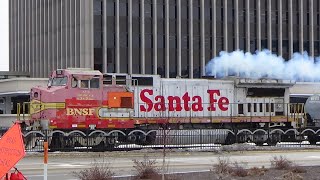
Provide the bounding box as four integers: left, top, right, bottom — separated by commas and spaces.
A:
86, 129, 89, 152
44, 141, 48, 180
200, 129, 203, 149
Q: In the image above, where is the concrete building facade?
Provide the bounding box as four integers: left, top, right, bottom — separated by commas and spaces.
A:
9, 0, 320, 78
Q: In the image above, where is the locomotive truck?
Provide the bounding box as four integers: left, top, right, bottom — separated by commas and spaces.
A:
18, 68, 319, 149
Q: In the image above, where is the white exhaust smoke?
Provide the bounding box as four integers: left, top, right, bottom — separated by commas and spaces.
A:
205, 50, 320, 82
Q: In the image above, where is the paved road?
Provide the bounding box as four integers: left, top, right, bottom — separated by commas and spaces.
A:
13, 150, 320, 180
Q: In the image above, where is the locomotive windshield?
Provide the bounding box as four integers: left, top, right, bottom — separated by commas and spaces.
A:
48, 76, 68, 87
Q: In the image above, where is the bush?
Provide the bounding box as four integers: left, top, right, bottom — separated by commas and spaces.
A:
211, 156, 232, 175
132, 155, 161, 180
73, 159, 114, 180
231, 162, 248, 177
270, 156, 293, 170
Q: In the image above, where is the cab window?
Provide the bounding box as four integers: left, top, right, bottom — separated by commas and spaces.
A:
79, 78, 100, 89
80, 80, 89, 88
90, 78, 100, 88
71, 77, 78, 88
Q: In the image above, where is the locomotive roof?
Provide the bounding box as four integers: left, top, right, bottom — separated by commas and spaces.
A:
64, 68, 102, 76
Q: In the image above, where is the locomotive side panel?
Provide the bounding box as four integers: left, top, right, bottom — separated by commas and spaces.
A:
207, 80, 234, 117
134, 78, 235, 119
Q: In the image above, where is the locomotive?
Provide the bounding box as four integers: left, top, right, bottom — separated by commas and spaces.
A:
19, 68, 318, 149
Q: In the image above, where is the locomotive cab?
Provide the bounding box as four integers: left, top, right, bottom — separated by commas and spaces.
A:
48, 69, 102, 90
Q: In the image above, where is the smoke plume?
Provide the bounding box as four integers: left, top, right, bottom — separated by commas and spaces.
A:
205, 50, 320, 82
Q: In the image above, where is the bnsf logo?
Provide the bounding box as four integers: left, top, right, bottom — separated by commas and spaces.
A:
139, 89, 229, 112
66, 108, 95, 116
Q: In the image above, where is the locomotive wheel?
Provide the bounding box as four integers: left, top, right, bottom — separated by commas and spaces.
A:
127, 134, 137, 142
308, 135, 320, 145
105, 137, 116, 150
92, 141, 105, 152
266, 133, 280, 146
50, 133, 65, 150
144, 131, 157, 145
266, 140, 277, 146
127, 131, 156, 145
23, 134, 37, 150
93, 137, 116, 151
223, 132, 236, 145
255, 142, 264, 146
253, 131, 267, 146
136, 133, 147, 145
137, 131, 157, 146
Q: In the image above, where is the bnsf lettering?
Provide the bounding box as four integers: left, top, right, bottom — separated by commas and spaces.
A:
66, 108, 95, 116
139, 89, 229, 112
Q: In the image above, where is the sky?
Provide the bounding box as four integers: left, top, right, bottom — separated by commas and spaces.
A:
0, 0, 9, 71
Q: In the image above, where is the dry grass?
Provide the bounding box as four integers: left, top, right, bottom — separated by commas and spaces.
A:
281, 171, 304, 180
132, 155, 161, 180
248, 166, 268, 176
73, 159, 114, 180
270, 156, 293, 170
290, 164, 307, 174
211, 157, 252, 177
270, 156, 307, 180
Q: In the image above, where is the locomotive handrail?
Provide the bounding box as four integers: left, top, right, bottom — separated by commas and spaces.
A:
288, 103, 305, 128
17, 103, 20, 121
16, 102, 31, 122
22, 102, 30, 120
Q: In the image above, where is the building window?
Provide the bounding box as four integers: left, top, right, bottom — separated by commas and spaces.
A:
181, 4, 187, 19
314, 41, 320, 57
193, 6, 200, 20
272, 40, 278, 54
145, 1, 152, 18
94, 32, 102, 48
145, 34, 153, 48
107, 0, 115, 16
303, 42, 309, 54
157, 35, 164, 48
132, 0, 140, 17
94, 48, 103, 70
261, 39, 267, 50
282, 40, 289, 52
293, 40, 299, 52
120, 48, 128, 73
169, 36, 176, 49
157, 3, 164, 18
94, 0, 102, 15
119, 1, 128, 16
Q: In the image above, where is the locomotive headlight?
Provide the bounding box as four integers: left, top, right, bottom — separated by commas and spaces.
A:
34, 92, 38, 98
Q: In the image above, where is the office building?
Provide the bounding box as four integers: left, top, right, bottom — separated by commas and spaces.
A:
9, 0, 320, 78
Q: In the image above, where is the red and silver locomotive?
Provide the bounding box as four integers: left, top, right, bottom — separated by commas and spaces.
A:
21, 68, 310, 148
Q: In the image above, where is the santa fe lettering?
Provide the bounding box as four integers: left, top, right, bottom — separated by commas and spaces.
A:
139, 89, 229, 112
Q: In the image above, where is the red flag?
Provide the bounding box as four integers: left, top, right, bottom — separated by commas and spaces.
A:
0, 123, 26, 178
